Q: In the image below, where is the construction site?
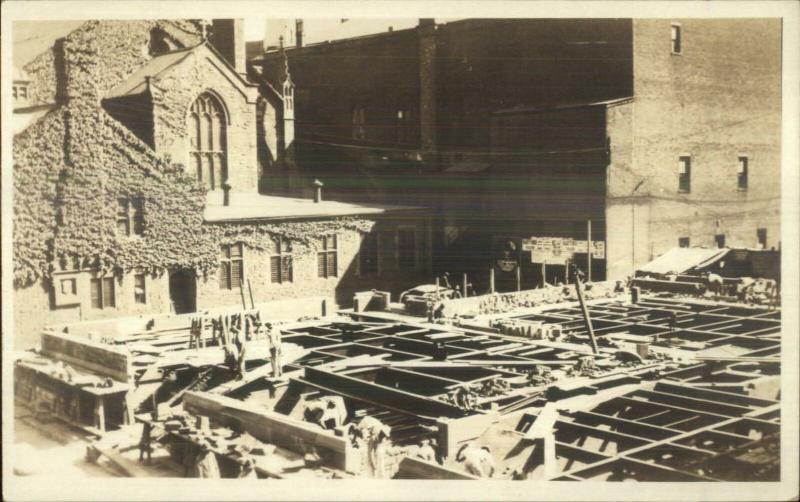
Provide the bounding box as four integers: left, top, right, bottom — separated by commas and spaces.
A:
10, 247, 783, 482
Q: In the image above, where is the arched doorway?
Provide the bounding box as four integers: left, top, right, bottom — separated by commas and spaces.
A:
169, 269, 197, 314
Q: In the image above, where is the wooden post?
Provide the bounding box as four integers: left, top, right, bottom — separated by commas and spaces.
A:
565, 258, 570, 285
490, 267, 495, 294
462, 273, 468, 297
435, 277, 440, 300
239, 282, 247, 310
247, 279, 255, 310
587, 220, 592, 283
542, 261, 547, 287
516, 265, 521, 291
574, 272, 599, 354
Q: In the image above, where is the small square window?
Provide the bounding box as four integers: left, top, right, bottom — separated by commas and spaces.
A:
678, 237, 690, 248
671, 23, 682, 54
715, 234, 726, 248
60, 278, 77, 296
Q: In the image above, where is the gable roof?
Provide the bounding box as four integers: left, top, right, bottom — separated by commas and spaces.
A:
105, 40, 258, 102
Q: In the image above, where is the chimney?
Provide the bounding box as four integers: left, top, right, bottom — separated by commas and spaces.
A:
418, 18, 438, 169
210, 19, 246, 74
222, 182, 232, 206
313, 179, 324, 203
295, 19, 304, 48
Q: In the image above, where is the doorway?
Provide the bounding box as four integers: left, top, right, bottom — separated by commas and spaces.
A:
169, 269, 197, 314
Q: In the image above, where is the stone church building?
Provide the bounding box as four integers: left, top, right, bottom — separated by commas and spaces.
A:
12, 19, 432, 348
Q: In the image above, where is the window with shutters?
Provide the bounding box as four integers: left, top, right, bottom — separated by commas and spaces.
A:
317, 235, 338, 278
270, 237, 293, 284
397, 228, 416, 268
134, 274, 147, 304
359, 232, 379, 276
90, 277, 116, 309
116, 197, 144, 236
219, 243, 244, 290
189, 93, 227, 190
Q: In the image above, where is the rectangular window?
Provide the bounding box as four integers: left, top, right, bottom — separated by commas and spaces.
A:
270, 237, 293, 284
317, 235, 338, 278
715, 234, 726, 248
116, 197, 145, 236
757, 228, 767, 249
219, 243, 244, 290
398, 229, 416, 268
671, 23, 682, 54
359, 232, 379, 275
679, 237, 690, 248
90, 277, 115, 309
678, 156, 691, 193
134, 274, 146, 304
737, 156, 749, 190
60, 278, 77, 296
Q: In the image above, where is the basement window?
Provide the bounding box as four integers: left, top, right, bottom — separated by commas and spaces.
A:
678, 156, 691, 193
90, 277, 116, 309
318, 235, 338, 278
270, 237, 293, 284
715, 234, 726, 248
679, 237, 690, 248
134, 274, 147, 304
219, 243, 244, 290
737, 156, 749, 190
671, 23, 682, 55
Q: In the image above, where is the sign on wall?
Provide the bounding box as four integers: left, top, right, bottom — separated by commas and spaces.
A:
522, 237, 605, 264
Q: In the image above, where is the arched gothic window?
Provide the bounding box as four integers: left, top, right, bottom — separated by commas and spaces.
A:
189, 93, 227, 189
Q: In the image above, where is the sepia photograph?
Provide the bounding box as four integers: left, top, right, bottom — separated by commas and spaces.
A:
2, 1, 798, 500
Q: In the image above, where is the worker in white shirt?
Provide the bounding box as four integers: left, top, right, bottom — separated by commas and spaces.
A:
267, 324, 283, 377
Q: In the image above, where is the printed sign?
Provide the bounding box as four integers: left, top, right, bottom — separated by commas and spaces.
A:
522, 237, 606, 264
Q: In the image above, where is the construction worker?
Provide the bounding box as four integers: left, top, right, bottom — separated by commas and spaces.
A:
413, 438, 436, 463
357, 416, 392, 478
232, 328, 246, 380
138, 421, 154, 465
267, 324, 283, 377
456, 443, 495, 478
707, 272, 724, 297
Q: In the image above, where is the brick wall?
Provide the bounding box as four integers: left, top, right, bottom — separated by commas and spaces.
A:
606, 19, 781, 279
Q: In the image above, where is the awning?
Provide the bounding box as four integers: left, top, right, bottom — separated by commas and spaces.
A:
637, 247, 730, 276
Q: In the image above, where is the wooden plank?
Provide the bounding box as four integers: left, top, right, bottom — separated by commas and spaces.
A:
41, 331, 131, 382
394, 456, 478, 480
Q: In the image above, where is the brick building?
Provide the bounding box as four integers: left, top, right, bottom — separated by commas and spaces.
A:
254, 18, 781, 287
12, 19, 432, 348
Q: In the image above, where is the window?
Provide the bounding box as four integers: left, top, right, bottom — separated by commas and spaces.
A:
757, 228, 767, 249
715, 234, 726, 248
270, 237, 293, 284
679, 237, 690, 248
219, 243, 244, 290
90, 277, 116, 309
352, 107, 366, 140
737, 156, 749, 190
678, 156, 691, 193
60, 278, 77, 296
359, 232, 379, 275
116, 197, 144, 236
397, 228, 417, 268
189, 93, 227, 190
671, 23, 682, 54
283, 79, 294, 112
134, 274, 146, 304
317, 235, 338, 278
396, 109, 413, 144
